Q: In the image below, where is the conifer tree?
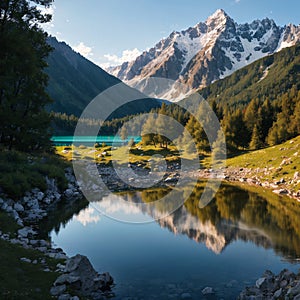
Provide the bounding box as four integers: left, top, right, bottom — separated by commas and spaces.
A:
0, 0, 53, 151
223, 109, 249, 150
249, 125, 263, 150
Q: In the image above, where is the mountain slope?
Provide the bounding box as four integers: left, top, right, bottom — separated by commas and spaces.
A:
199, 43, 300, 107
108, 9, 300, 101
46, 37, 160, 117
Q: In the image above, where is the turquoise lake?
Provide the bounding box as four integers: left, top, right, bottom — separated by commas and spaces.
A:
51, 136, 141, 146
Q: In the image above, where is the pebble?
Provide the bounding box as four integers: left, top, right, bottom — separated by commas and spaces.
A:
181, 292, 192, 299
50, 284, 67, 296
202, 287, 214, 294
20, 257, 32, 263
14, 203, 24, 212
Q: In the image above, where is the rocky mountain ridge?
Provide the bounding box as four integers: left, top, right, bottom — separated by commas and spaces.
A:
108, 9, 300, 101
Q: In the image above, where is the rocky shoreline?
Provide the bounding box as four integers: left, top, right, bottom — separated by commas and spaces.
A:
180, 166, 300, 202
0, 163, 300, 299
0, 167, 114, 300
238, 269, 300, 300
222, 167, 300, 201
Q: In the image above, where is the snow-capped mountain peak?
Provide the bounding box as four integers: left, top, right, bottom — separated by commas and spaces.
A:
206, 8, 230, 28
108, 9, 300, 101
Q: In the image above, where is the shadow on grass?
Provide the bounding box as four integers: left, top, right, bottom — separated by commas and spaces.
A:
130, 147, 180, 157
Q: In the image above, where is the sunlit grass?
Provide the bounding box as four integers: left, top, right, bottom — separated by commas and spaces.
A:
55, 143, 181, 166
55, 136, 300, 192
226, 135, 300, 190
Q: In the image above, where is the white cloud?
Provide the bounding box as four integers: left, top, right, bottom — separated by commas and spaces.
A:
95, 194, 143, 215
75, 207, 100, 226
39, 5, 56, 16
99, 62, 113, 70
39, 4, 56, 32
102, 48, 142, 67
235, 0, 241, 3
73, 42, 94, 58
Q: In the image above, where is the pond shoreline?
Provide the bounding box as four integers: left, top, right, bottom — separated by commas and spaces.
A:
1, 163, 300, 299
97, 160, 300, 202
195, 166, 300, 202
0, 167, 114, 300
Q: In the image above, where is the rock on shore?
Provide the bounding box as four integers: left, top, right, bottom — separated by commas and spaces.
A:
239, 269, 300, 299
51, 254, 114, 299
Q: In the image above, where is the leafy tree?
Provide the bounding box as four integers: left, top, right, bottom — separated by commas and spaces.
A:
181, 114, 200, 154
266, 124, 280, 146
0, 0, 53, 151
266, 114, 290, 146
196, 102, 216, 153
155, 103, 170, 148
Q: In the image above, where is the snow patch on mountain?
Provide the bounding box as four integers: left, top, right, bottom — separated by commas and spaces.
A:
175, 33, 203, 73
108, 10, 300, 102
220, 37, 265, 79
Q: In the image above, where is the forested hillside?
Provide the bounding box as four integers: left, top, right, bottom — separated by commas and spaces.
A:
160, 44, 300, 152
46, 37, 161, 120
200, 44, 300, 150
201, 44, 300, 108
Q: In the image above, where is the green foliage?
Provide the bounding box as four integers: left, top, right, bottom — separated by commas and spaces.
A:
0, 150, 68, 199
176, 44, 300, 151
0, 211, 20, 233
249, 125, 263, 150
222, 109, 250, 150
202, 45, 300, 107
0, 0, 54, 152
227, 135, 300, 191
51, 111, 146, 136
212, 129, 226, 161
142, 114, 158, 146
141, 104, 181, 149
0, 237, 59, 300
182, 181, 300, 256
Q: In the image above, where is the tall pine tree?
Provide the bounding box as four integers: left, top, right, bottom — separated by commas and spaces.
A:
0, 0, 53, 151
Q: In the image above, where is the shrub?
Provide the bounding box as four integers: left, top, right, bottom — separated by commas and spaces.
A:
0, 151, 68, 199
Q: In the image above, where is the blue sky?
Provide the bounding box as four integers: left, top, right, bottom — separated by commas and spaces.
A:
44, 0, 300, 68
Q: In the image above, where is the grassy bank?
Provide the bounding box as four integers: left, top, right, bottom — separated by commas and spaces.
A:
0, 212, 61, 300
0, 150, 69, 199
0, 239, 59, 300
0, 150, 72, 298
226, 135, 300, 191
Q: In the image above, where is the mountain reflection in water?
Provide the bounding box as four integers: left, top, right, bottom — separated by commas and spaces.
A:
70, 182, 300, 259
